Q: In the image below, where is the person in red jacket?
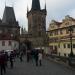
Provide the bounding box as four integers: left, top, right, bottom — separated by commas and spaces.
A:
0, 50, 6, 75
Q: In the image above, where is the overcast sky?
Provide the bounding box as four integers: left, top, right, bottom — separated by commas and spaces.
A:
0, 0, 75, 30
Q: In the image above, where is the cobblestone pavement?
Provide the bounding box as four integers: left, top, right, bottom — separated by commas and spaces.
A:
4, 56, 75, 75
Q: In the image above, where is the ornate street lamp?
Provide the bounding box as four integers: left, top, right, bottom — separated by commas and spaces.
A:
68, 26, 74, 57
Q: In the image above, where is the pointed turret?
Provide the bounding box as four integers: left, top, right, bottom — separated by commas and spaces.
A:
2, 6, 16, 23
45, 0, 46, 11
27, 5, 29, 13
31, 0, 41, 10
21, 26, 23, 34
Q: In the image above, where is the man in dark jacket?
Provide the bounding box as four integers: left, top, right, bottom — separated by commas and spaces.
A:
34, 49, 39, 66
9, 51, 14, 69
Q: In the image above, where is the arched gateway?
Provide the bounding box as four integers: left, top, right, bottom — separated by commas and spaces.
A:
20, 39, 32, 54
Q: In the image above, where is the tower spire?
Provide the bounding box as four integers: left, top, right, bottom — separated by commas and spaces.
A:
45, 0, 46, 10
27, 5, 29, 13
31, 0, 41, 10
5, 0, 6, 6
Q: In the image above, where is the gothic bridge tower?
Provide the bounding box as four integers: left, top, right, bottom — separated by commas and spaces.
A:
27, 0, 47, 48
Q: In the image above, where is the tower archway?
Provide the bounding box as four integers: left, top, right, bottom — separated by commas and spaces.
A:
20, 39, 32, 54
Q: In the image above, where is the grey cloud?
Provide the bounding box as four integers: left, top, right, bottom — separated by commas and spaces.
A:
1, 0, 75, 30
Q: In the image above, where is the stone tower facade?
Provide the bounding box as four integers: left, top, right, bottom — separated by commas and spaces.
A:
27, 0, 47, 48
2, 6, 20, 41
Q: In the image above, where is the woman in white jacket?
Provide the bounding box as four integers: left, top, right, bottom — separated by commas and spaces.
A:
38, 52, 43, 66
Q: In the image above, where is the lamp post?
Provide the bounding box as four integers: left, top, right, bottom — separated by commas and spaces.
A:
68, 26, 74, 57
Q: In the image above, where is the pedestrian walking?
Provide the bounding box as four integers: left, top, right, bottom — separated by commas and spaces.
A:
0, 51, 6, 75
26, 50, 30, 62
19, 51, 23, 62
38, 51, 43, 66
5, 52, 8, 68
34, 49, 39, 66
9, 51, 14, 69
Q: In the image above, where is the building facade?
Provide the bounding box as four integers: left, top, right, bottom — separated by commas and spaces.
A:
0, 6, 20, 51
48, 15, 75, 57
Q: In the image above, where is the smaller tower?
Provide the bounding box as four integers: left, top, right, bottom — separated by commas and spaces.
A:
2, 6, 16, 23
21, 26, 23, 34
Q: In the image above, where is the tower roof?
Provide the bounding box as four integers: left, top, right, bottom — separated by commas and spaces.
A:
2, 6, 16, 23
31, 0, 41, 10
